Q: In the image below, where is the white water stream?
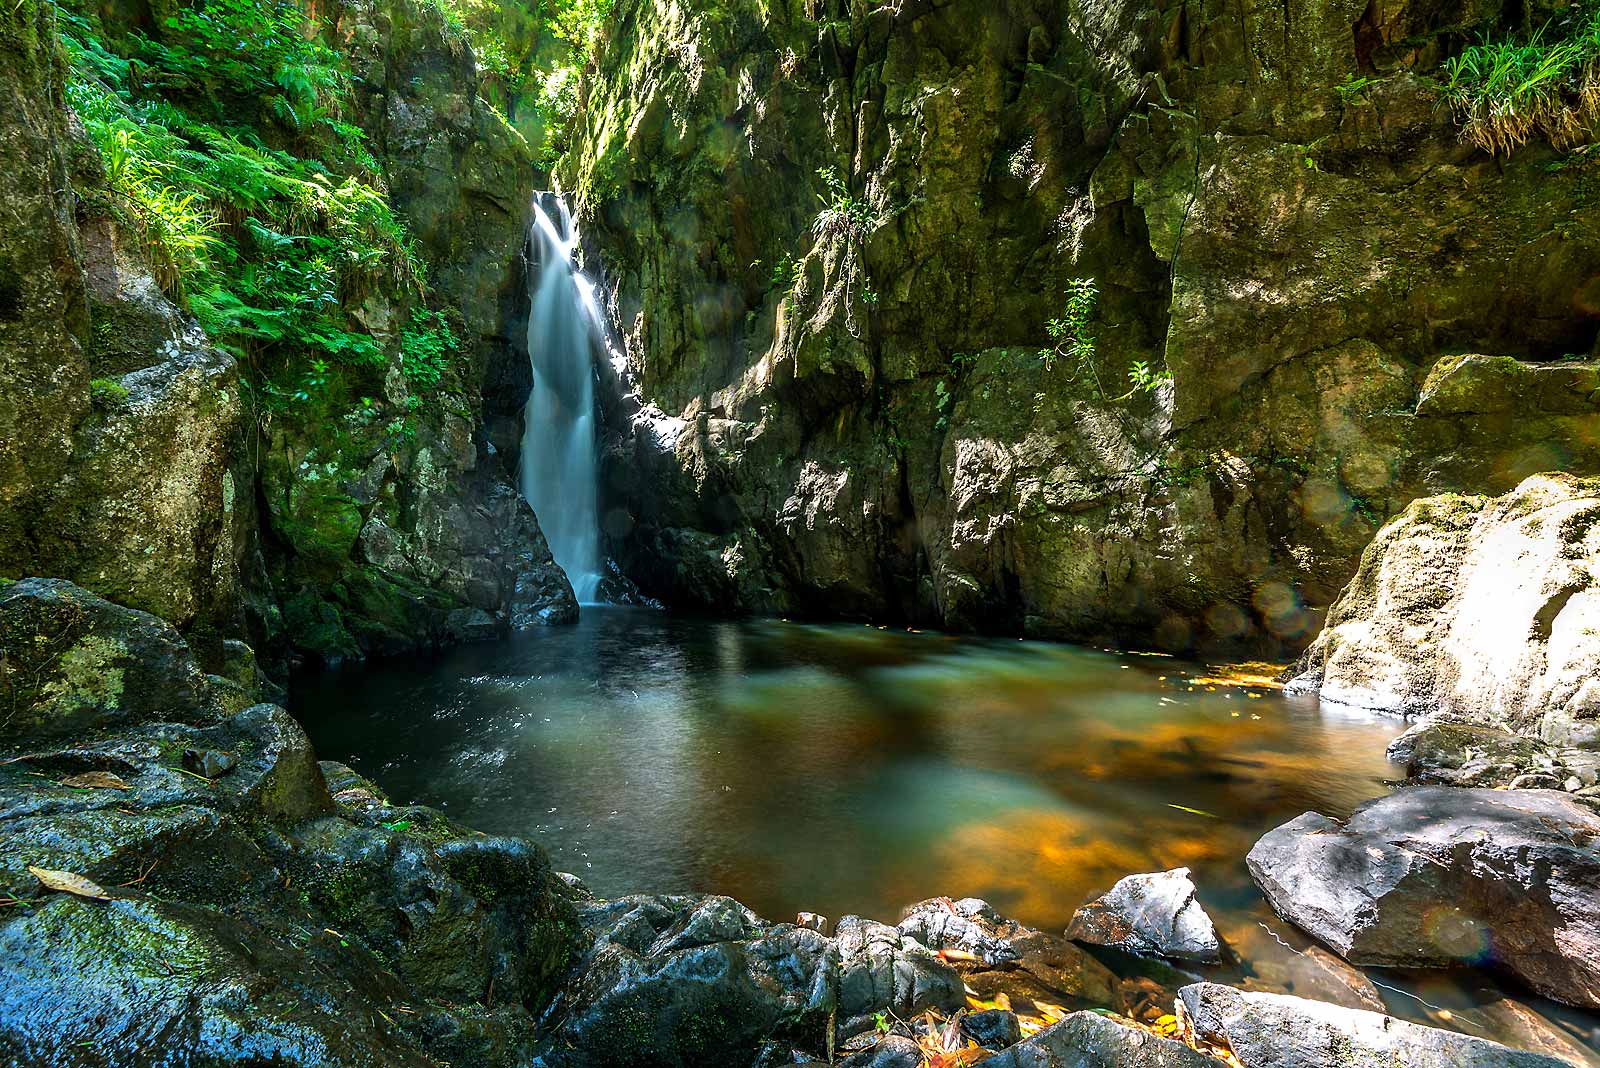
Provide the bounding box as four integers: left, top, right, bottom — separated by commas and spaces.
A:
520, 195, 605, 603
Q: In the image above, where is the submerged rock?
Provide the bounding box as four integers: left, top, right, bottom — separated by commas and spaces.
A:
1066, 868, 1224, 964
1287, 474, 1600, 741
1247, 787, 1600, 1010
1177, 982, 1572, 1068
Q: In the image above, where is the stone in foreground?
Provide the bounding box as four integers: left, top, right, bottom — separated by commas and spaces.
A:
1247, 787, 1600, 1010
984, 1011, 1213, 1067
1177, 982, 1573, 1068
1066, 868, 1223, 964
1286, 473, 1600, 743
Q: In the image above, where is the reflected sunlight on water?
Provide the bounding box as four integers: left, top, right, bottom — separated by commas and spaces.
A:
295, 608, 1600, 1059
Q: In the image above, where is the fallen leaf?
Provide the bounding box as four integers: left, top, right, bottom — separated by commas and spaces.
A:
60, 771, 131, 790
28, 866, 110, 901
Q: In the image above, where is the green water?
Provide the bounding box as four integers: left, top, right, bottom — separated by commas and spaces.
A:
295, 608, 1599, 1061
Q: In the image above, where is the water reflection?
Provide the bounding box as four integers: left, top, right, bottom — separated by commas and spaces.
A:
294, 608, 1599, 1060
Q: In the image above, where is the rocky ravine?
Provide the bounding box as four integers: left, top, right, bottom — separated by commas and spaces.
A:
0, 0, 575, 674
4, 577, 1588, 1067
569, 0, 1600, 652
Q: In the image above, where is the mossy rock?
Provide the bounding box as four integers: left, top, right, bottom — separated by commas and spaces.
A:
0, 578, 211, 746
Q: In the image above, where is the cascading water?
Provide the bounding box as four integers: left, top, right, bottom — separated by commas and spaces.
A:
520, 194, 605, 604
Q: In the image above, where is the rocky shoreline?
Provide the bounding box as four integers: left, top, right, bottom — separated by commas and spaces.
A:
3, 548, 1598, 1066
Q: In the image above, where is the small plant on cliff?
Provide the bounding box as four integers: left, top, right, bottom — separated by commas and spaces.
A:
812, 167, 876, 242
1039, 278, 1098, 372
401, 309, 460, 394
1442, 3, 1600, 154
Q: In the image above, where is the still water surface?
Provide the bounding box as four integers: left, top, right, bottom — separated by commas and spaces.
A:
296, 608, 1600, 1059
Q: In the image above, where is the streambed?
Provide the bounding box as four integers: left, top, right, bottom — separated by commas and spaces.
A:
296, 608, 1600, 1060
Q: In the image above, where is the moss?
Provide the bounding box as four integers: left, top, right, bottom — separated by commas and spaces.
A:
40, 634, 127, 715
88, 377, 130, 406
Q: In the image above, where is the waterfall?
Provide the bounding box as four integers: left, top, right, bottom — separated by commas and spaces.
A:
520, 194, 605, 604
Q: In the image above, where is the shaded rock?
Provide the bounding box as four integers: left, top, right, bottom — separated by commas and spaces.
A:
0, 578, 211, 743
1177, 982, 1571, 1068
1387, 713, 1544, 787
1066, 868, 1223, 964
964, 1008, 1023, 1049
834, 915, 967, 1041
535, 894, 838, 1067
1247, 786, 1600, 1010
984, 1011, 1214, 1068
1288, 474, 1600, 739
837, 1035, 923, 1068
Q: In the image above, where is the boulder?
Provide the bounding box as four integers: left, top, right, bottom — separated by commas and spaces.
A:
1386, 713, 1546, 787
0, 896, 438, 1068
983, 1011, 1214, 1068
1247, 787, 1600, 1010
896, 897, 1128, 1016
833, 915, 968, 1041
0, 578, 211, 744
534, 894, 840, 1067
1287, 474, 1600, 741
1066, 868, 1223, 964
1177, 982, 1572, 1068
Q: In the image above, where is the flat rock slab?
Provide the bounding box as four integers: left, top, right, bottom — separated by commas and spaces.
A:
1247, 786, 1600, 1010
1177, 982, 1573, 1068
1066, 867, 1223, 964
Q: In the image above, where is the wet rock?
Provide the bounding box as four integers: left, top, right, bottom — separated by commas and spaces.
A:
292, 819, 580, 1013
1288, 474, 1600, 739
796, 911, 829, 934
964, 1008, 1023, 1049
984, 1011, 1214, 1068
1247, 786, 1600, 1010
1475, 994, 1600, 1067
0, 578, 210, 743
1177, 983, 1572, 1068
837, 1035, 923, 1068
535, 894, 838, 1067
183, 747, 239, 778
898, 897, 1021, 966
0, 896, 438, 1068
1239, 941, 1386, 1014
1066, 868, 1223, 964
835, 915, 966, 1041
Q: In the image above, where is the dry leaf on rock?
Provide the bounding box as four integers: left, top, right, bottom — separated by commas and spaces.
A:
60, 771, 131, 790
27, 866, 111, 901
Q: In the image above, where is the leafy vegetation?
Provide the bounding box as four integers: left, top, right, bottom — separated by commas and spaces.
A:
1442, 2, 1600, 154
812, 167, 876, 241
1039, 278, 1098, 373
61, 0, 427, 418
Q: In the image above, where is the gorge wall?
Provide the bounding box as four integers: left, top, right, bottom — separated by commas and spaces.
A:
0, 0, 574, 670
571, 0, 1600, 652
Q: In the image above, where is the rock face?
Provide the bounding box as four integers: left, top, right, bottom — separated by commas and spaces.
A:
1287, 474, 1600, 741
0, 0, 576, 668
1247, 786, 1600, 1010
1066, 868, 1223, 964
570, 0, 1600, 650
1177, 982, 1572, 1068
0, 581, 582, 1067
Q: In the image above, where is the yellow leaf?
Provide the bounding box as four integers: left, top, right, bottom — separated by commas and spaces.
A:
28, 866, 110, 901
60, 771, 131, 790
